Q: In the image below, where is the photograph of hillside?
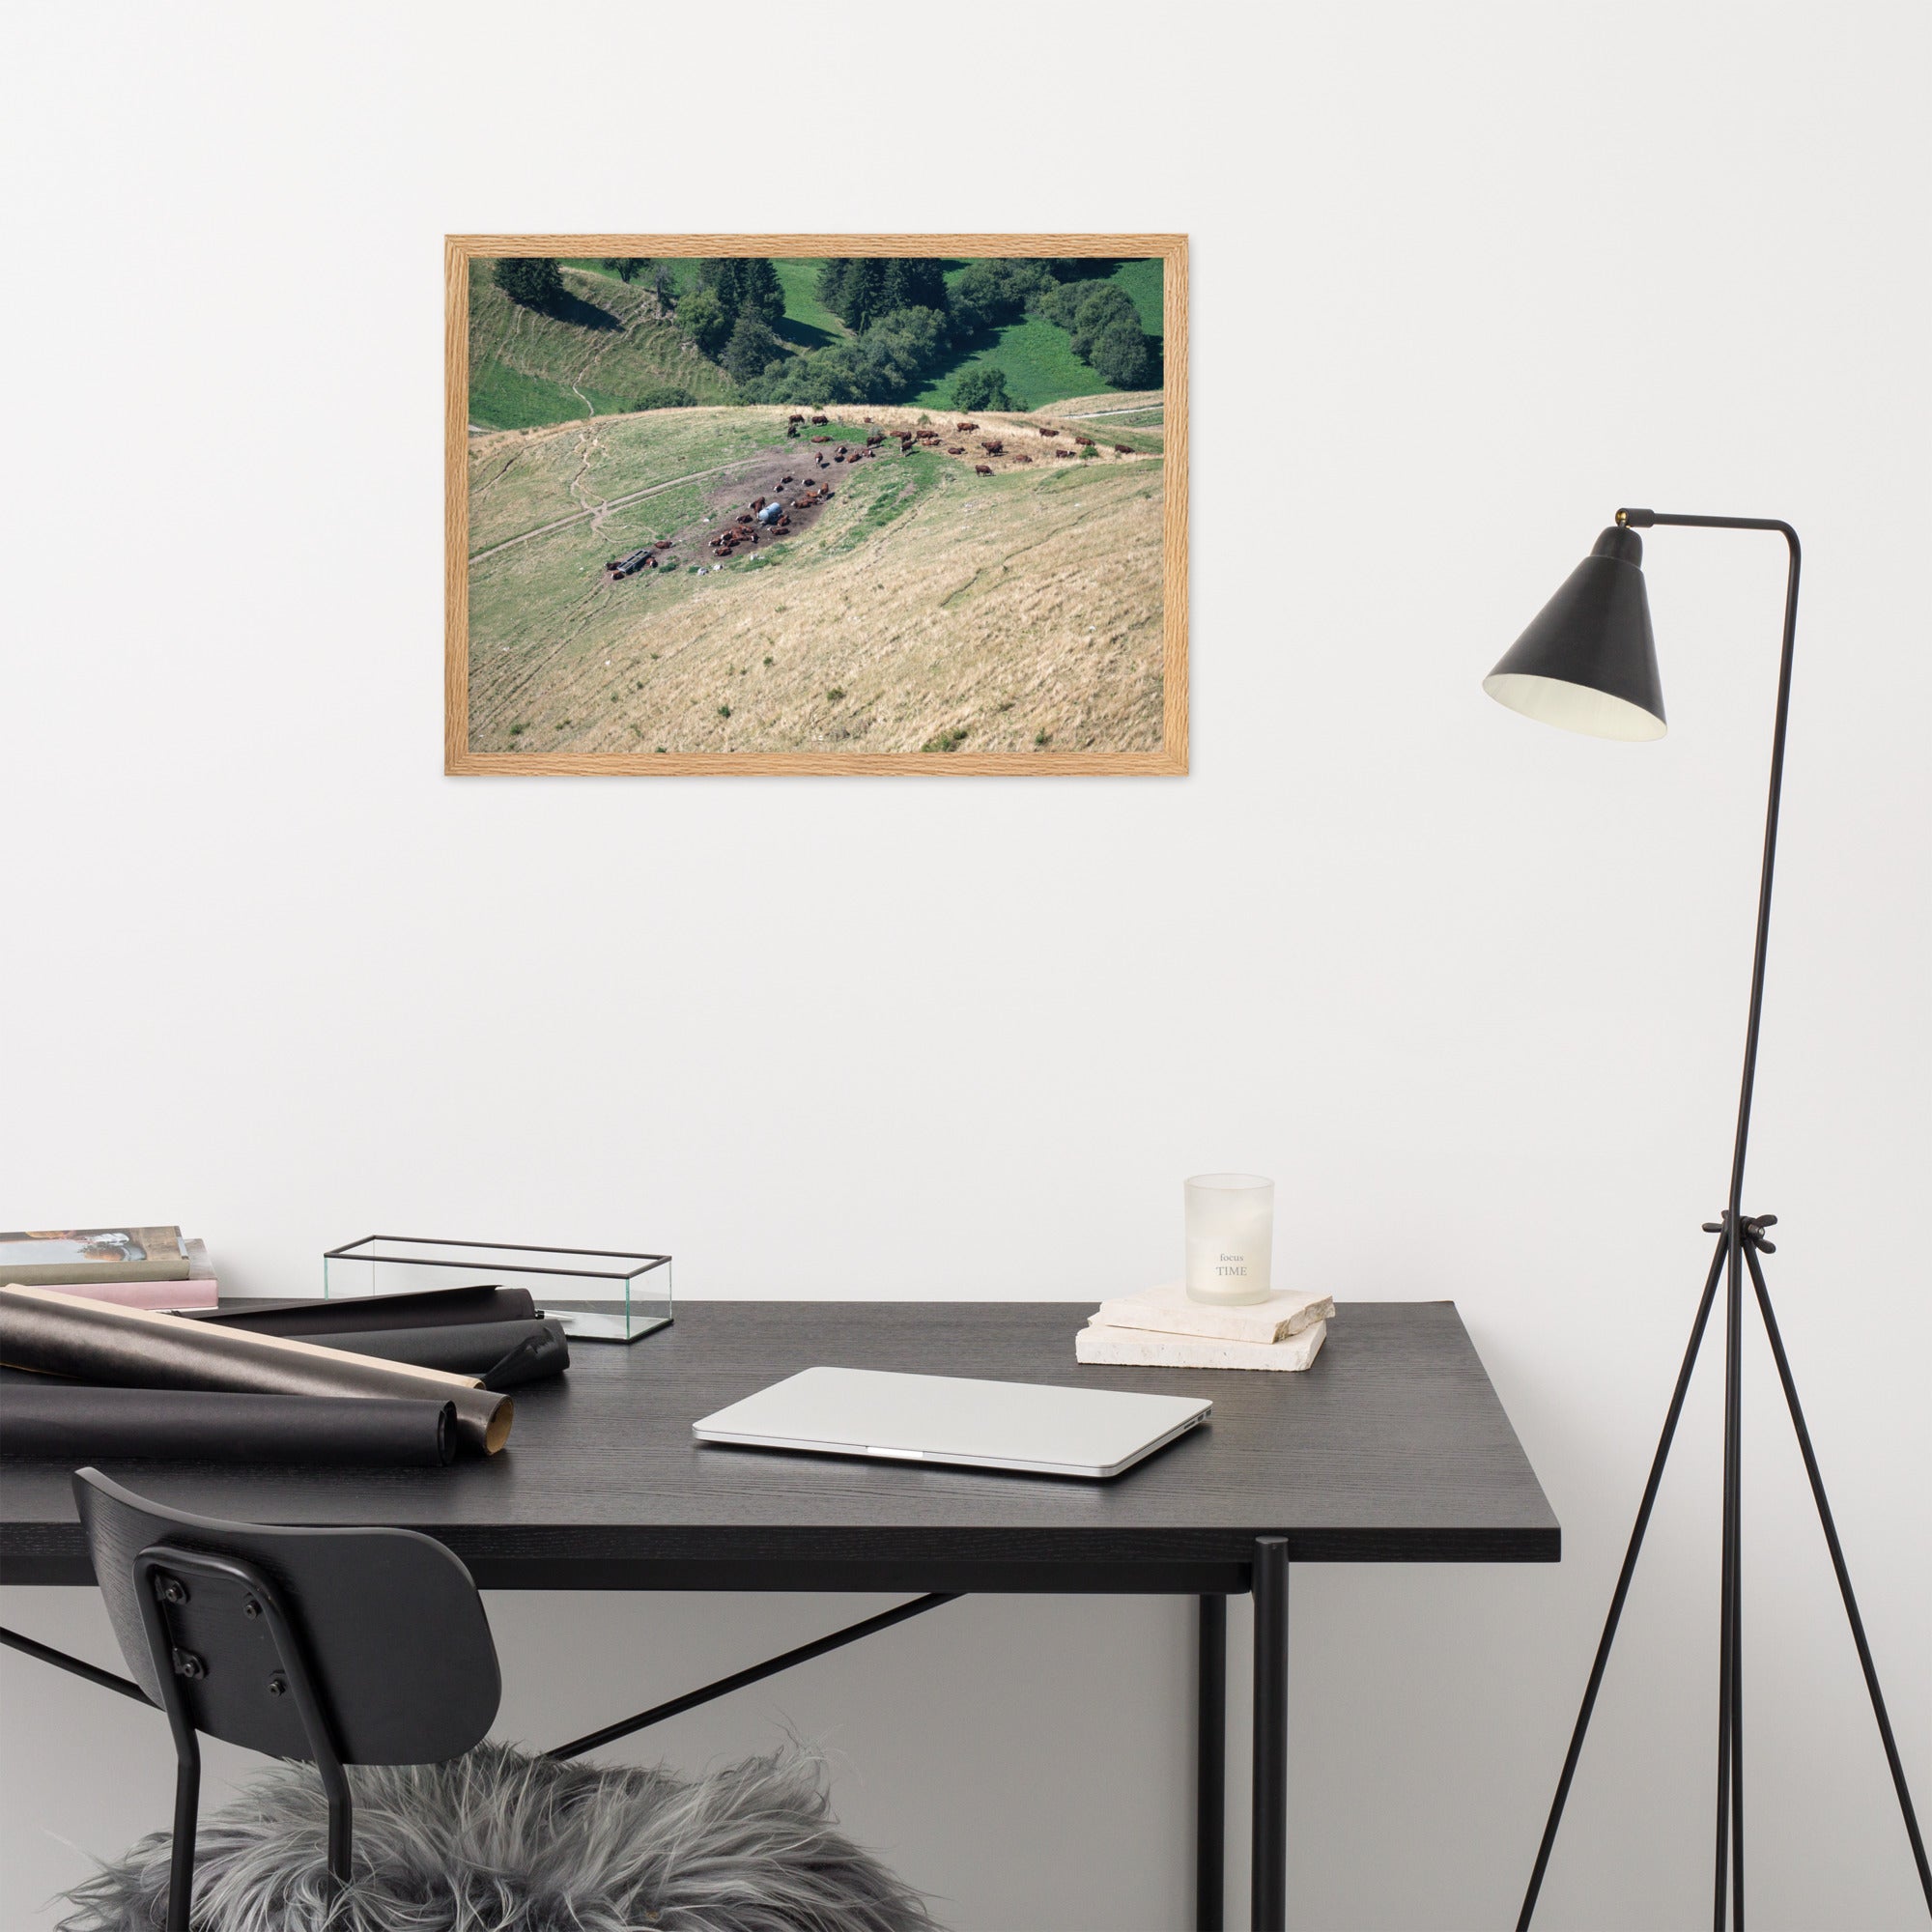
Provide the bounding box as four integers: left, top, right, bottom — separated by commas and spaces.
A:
447, 238, 1186, 773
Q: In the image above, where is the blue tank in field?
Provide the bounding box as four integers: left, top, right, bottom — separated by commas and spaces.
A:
758, 500, 782, 525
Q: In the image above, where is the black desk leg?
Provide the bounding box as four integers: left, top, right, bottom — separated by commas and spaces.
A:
1252, 1538, 1290, 1932
1197, 1594, 1227, 1931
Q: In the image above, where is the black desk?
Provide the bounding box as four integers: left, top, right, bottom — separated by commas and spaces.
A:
0, 1300, 1558, 1929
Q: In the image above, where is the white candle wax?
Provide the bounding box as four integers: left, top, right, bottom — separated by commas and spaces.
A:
1184, 1174, 1275, 1305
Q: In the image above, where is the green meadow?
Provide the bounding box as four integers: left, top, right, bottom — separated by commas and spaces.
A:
469, 255, 1162, 430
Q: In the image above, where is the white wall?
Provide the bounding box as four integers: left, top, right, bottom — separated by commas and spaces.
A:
3, 4, 1927, 1925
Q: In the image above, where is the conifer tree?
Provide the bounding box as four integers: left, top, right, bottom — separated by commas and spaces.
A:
493, 258, 563, 310
736, 257, 785, 327
840, 258, 886, 330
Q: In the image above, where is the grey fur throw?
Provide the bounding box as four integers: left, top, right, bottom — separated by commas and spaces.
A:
58, 1741, 938, 1932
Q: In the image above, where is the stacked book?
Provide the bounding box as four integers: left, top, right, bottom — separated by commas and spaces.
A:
1075, 1280, 1333, 1371
0, 1227, 216, 1310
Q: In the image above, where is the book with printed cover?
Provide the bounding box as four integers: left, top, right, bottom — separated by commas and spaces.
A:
0, 1227, 190, 1286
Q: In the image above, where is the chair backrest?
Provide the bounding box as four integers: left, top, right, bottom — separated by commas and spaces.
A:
74, 1468, 500, 1766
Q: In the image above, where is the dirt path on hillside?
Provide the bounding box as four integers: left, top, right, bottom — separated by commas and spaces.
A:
469, 456, 776, 562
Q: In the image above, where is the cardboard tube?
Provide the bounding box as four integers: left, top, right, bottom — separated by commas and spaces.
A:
0, 1285, 512, 1456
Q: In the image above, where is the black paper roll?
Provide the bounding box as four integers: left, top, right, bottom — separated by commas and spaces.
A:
308, 1319, 568, 1386
186, 1284, 538, 1335
0, 1286, 513, 1456
0, 1385, 456, 1467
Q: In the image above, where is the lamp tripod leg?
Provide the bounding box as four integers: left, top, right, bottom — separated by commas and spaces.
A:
1714, 1225, 1747, 1930
1743, 1241, 1932, 1914
1518, 1230, 1731, 1931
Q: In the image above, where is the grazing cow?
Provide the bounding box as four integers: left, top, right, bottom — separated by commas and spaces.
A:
980, 440, 1004, 455
955, 421, 977, 431
1075, 436, 1094, 447
810, 413, 828, 425
866, 431, 884, 446
787, 413, 806, 424
1114, 443, 1132, 454
974, 464, 992, 475
1038, 427, 1059, 438
786, 423, 799, 438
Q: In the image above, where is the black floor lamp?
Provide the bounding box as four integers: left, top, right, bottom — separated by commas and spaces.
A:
1484, 510, 1931, 1930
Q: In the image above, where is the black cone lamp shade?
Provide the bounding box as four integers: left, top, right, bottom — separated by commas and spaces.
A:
1485, 525, 1667, 741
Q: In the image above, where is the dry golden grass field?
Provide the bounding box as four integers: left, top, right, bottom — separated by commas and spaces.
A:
1052, 389, 1164, 415
466, 404, 1164, 756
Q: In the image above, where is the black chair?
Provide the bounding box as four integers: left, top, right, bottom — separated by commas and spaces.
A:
73, 1466, 501, 1932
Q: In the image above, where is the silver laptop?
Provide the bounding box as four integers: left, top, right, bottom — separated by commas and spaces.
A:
692, 1366, 1210, 1480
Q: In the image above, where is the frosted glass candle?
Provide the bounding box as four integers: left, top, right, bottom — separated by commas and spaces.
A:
1185, 1174, 1275, 1305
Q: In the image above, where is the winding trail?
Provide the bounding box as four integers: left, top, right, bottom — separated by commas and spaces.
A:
1059, 402, 1164, 418
468, 455, 770, 564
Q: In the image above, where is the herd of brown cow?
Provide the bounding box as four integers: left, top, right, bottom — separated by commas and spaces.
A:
810, 440, 885, 470
610, 400, 1146, 586
781, 406, 1144, 484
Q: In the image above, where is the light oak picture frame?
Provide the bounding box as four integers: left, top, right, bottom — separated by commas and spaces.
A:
445, 234, 1187, 776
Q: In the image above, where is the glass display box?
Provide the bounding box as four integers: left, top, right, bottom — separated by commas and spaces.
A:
323, 1237, 671, 1343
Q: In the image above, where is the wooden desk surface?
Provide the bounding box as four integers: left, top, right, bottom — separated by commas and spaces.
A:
0, 1301, 1557, 1592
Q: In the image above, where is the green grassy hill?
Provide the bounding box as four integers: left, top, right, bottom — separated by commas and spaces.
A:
468, 262, 733, 431
912, 258, 1163, 411
469, 256, 1163, 430
771, 260, 850, 346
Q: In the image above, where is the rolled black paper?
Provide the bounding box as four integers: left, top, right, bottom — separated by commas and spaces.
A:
186, 1284, 538, 1335
0, 1385, 456, 1466
307, 1318, 568, 1385
480, 1335, 552, 1392
0, 1286, 513, 1456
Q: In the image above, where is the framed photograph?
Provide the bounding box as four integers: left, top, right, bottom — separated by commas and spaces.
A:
445, 234, 1186, 775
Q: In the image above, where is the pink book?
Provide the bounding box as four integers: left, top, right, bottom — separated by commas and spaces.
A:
35, 1277, 219, 1312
